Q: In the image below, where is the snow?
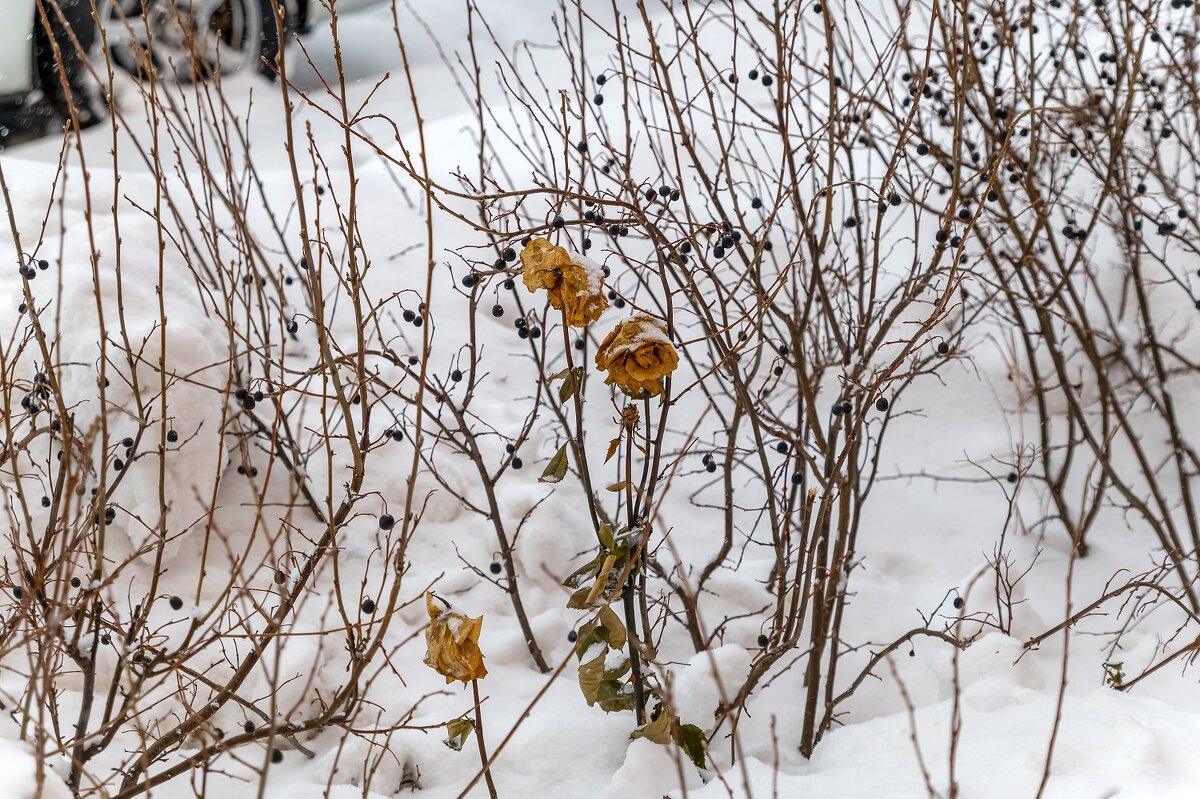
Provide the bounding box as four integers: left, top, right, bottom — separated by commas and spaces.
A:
0, 739, 71, 799
1, 1, 1199, 798
692, 635, 1200, 798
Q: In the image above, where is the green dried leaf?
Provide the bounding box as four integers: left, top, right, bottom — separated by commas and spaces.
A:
443, 718, 475, 751
583, 553, 619, 606
567, 585, 595, 610
559, 369, 578, 403
577, 652, 605, 705
630, 708, 675, 745
678, 723, 708, 770
563, 551, 605, 589
597, 523, 614, 551
597, 605, 626, 650
595, 680, 638, 713
539, 442, 570, 484
602, 657, 630, 682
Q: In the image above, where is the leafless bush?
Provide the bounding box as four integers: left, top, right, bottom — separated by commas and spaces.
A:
1, 0, 1198, 796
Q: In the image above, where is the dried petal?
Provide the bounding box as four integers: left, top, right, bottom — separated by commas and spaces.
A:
423, 591, 488, 683
519, 237, 608, 327
594, 314, 679, 396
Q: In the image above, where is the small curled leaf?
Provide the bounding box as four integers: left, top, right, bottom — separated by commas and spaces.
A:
539, 442, 570, 484
443, 718, 475, 751
630, 708, 674, 745
597, 522, 615, 551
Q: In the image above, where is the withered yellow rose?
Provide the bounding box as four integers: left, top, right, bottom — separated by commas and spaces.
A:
423, 592, 488, 683
519, 237, 608, 327
594, 315, 679, 397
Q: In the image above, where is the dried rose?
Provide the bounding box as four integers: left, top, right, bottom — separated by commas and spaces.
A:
519, 237, 608, 327
594, 314, 679, 397
423, 592, 488, 683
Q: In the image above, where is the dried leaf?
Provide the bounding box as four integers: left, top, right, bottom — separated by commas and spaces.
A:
563, 551, 606, 589
595, 680, 638, 713
443, 718, 475, 751
597, 605, 626, 651
629, 708, 708, 770
606, 481, 629, 493
559, 370, 578, 403
605, 436, 622, 463
566, 585, 595, 610
583, 553, 617, 606
539, 442, 570, 484
678, 723, 708, 770
602, 657, 631, 682
554, 366, 584, 403
596, 522, 614, 551
577, 652, 605, 706
630, 708, 675, 745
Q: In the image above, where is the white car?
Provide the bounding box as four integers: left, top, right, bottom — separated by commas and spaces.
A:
0, 0, 376, 140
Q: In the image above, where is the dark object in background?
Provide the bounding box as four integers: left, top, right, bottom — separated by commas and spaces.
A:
35, 0, 106, 128
0, 0, 104, 146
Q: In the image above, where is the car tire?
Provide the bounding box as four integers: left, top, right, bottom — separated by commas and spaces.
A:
98, 0, 287, 83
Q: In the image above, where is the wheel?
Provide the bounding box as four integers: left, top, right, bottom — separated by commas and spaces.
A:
97, 0, 284, 83
35, 0, 108, 130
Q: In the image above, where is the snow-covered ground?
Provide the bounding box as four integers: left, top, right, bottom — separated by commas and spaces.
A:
2, 1, 1200, 797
